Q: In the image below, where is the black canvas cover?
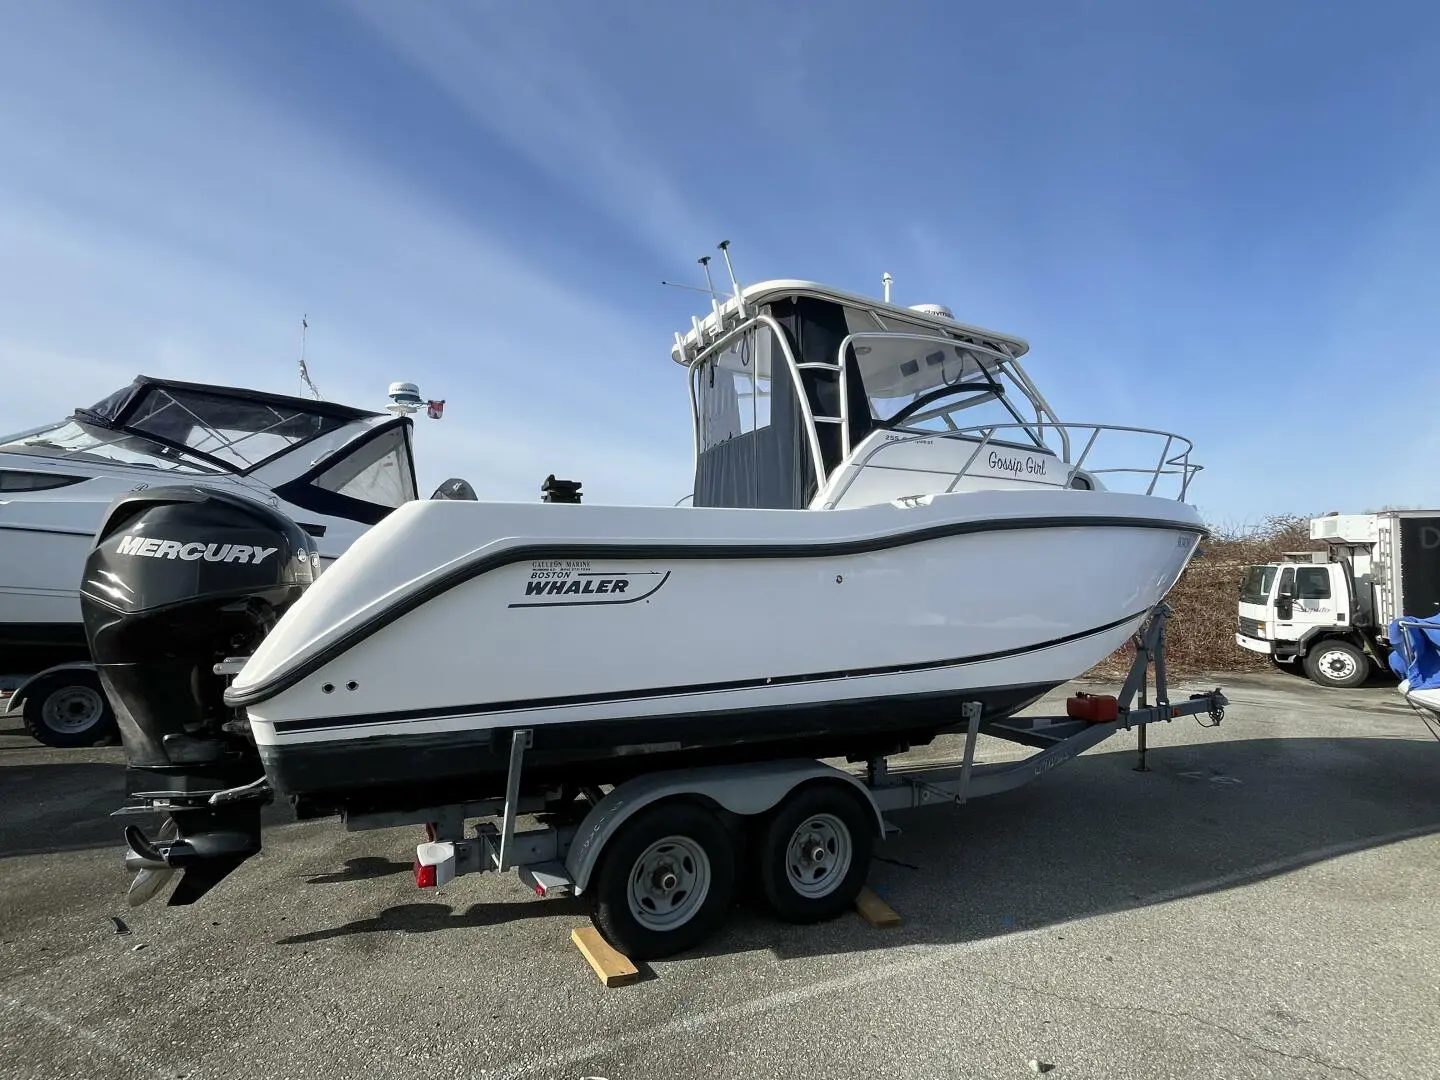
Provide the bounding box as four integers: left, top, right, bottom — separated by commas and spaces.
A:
767, 296, 874, 476
692, 296, 879, 510
692, 344, 815, 510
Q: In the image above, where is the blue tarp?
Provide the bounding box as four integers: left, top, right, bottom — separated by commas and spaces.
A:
1387, 617, 1440, 690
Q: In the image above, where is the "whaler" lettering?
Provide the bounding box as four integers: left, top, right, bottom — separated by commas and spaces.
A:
523, 578, 631, 597
115, 535, 279, 566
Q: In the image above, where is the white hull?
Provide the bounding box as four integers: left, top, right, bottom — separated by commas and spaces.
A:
0, 527, 92, 625
232, 488, 1203, 774
1400, 680, 1440, 720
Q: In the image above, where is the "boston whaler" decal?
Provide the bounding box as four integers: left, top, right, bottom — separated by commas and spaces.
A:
510, 560, 670, 608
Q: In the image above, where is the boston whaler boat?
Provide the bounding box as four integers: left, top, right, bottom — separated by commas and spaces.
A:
2, 375, 462, 745
84, 251, 1223, 958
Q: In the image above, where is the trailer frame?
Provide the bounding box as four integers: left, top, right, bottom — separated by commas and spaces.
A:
339, 602, 1226, 960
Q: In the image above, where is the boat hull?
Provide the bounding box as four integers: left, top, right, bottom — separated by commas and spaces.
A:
1400, 680, 1440, 720
232, 490, 1206, 813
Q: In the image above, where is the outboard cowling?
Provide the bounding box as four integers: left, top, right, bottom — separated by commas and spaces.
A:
80, 486, 320, 906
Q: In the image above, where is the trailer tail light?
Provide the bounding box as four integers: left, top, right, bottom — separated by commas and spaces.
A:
1066, 693, 1119, 723
414, 841, 457, 888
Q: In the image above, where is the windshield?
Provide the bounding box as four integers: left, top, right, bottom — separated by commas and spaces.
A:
0, 419, 222, 473
312, 425, 417, 508
1239, 565, 1278, 605
119, 385, 352, 471
847, 333, 1046, 448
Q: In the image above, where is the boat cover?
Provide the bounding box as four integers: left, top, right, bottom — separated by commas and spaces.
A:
1387, 617, 1440, 691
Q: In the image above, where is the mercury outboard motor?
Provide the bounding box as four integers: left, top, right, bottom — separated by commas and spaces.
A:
80, 486, 319, 907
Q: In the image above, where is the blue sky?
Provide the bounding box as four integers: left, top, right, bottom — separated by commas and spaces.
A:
2, 1, 1437, 527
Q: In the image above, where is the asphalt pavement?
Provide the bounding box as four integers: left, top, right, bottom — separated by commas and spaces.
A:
2, 671, 1438, 1080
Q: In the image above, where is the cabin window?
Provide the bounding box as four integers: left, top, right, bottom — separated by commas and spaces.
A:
1294, 567, 1332, 600
847, 333, 1046, 448
691, 322, 814, 510
312, 424, 417, 509
0, 469, 85, 492
697, 326, 774, 450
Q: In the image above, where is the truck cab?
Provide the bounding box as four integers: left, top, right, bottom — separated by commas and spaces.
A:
1234, 510, 1440, 689
1235, 554, 1370, 688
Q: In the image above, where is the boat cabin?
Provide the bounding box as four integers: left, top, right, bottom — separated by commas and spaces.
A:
672, 281, 1089, 511
0, 376, 419, 527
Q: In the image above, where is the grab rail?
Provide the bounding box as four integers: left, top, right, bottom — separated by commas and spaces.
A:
820, 421, 1202, 507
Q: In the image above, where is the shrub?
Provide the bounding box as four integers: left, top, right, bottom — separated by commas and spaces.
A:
1086, 514, 1326, 677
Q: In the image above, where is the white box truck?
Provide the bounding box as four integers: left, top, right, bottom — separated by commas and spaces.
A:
1234, 510, 1440, 688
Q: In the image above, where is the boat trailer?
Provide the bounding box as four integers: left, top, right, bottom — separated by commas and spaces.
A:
333, 602, 1227, 961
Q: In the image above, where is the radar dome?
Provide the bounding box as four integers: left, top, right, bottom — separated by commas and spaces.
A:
386, 381, 423, 415
908, 303, 955, 320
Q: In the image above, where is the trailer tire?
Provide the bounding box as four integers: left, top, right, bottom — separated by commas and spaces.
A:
755, 782, 874, 924
21, 670, 117, 748
588, 800, 737, 961
1303, 639, 1370, 689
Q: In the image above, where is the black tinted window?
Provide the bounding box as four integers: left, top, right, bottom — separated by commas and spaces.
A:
1295, 567, 1331, 600
0, 470, 84, 492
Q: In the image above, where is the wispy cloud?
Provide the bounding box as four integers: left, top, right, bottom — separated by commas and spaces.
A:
344, 0, 721, 264
0, 5, 696, 505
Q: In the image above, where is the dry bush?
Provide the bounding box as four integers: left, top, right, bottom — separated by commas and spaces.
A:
1085, 513, 1327, 678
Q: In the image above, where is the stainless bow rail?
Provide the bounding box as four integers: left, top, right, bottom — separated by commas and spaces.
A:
820, 421, 1201, 509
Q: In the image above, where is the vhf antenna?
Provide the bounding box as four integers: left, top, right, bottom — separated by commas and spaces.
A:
882, 272, 893, 303
298, 313, 322, 400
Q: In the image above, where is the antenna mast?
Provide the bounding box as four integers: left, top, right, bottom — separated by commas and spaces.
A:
717, 240, 746, 317
882, 272, 893, 304
298, 313, 322, 400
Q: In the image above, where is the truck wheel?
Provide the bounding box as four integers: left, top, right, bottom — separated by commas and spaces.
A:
22, 670, 118, 748
755, 783, 875, 924
588, 800, 738, 961
1303, 640, 1370, 689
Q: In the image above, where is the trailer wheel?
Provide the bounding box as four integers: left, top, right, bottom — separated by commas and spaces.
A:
588, 800, 737, 961
1303, 639, 1370, 689
755, 783, 874, 924
21, 670, 117, 748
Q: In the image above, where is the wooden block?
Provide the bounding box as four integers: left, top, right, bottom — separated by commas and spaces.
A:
855, 886, 902, 928
571, 926, 641, 987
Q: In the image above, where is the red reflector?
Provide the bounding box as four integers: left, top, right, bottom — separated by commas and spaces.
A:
414, 860, 437, 888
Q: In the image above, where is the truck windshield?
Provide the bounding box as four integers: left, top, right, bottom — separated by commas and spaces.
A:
1239, 565, 1278, 605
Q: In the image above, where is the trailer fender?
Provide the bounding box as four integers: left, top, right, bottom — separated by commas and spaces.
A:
4, 662, 100, 715
564, 759, 885, 894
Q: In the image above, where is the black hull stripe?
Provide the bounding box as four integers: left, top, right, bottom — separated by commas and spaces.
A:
268, 606, 1152, 734
260, 682, 1062, 811
0, 523, 95, 537
229, 511, 1201, 709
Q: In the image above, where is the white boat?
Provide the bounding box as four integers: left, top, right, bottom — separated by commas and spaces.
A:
1, 375, 453, 744
81, 267, 1210, 904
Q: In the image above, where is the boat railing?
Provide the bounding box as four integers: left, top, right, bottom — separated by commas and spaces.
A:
825, 421, 1202, 505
